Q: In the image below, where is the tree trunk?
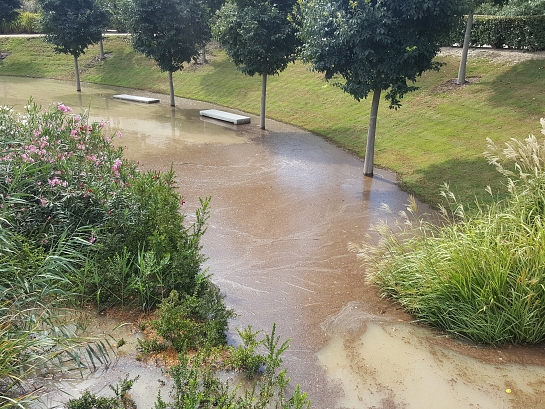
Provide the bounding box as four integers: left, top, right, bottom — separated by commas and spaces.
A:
99, 36, 104, 60
74, 55, 81, 92
169, 71, 175, 107
260, 72, 267, 129
456, 11, 473, 86
202, 47, 207, 64
363, 88, 381, 177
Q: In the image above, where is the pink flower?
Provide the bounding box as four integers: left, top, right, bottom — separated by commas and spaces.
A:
71, 129, 78, 137
40, 197, 47, 207
21, 154, 34, 163
112, 158, 122, 177
58, 103, 72, 113
48, 177, 66, 187
116, 131, 122, 138
89, 233, 96, 244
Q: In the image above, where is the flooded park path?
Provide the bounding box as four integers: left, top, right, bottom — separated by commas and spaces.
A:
1, 76, 545, 408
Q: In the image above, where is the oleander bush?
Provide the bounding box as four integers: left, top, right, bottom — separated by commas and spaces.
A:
0, 100, 231, 406
0, 101, 211, 312
351, 120, 545, 345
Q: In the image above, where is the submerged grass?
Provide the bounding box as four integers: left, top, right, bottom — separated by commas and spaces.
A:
0, 37, 544, 206
352, 121, 545, 345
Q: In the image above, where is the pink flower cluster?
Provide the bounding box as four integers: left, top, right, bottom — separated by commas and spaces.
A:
48, 177, 67, 187
112, 158, 122, 178
58, 103, 72, 113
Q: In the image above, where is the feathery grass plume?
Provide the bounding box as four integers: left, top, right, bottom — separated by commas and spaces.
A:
352, 120, 545, 345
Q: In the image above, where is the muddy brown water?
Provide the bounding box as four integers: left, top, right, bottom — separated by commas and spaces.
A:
2, 76, 545, 409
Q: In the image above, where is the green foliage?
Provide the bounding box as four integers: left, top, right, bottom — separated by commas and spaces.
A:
446, 14, 545, 50
0, 227, 113, 407
0, 11, 39, 33
225, 326, 266, 378
476, 0, 545, 16
150, 286, 235, 352
38, 0, 108, 58
214, 0, 300, 77
99, 0, 131, 32
0, 0, 21, 24
160, 324, 310, 409
128, 0, 211, 73
353, 120, 545, 345
300, 0, 465, 107
66, 375, 138, 409
0, 101, 211, 312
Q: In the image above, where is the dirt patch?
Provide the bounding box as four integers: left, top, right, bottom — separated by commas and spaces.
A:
432, 75, 482, 93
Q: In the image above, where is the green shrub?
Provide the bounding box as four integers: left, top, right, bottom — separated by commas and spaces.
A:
225, 326, 266, 378
149, 286, 235, 353
444, 14, 545, 51
0, 101, 211, 311
0, 12, 40, 34
66, 375, 138, 409
352, 120, 545, 345
160, 324, 310, 409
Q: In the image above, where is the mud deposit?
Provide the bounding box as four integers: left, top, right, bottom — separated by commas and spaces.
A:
1, 76, 545, 408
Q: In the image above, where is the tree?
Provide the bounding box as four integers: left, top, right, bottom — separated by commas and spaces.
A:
456, 0, 507, 85
300, 0, 464, 176
0, 0, 21, 24
214, 0, 300, 129
128, 0, 211, 107
38, 0, 108, 92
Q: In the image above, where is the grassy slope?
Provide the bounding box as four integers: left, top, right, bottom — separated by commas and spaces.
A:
1, 36, 544, 207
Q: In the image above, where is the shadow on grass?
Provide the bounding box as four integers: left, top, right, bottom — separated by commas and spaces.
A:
401, 156, 509, 209
488, 60, 545, 117
0, 58, 45, 78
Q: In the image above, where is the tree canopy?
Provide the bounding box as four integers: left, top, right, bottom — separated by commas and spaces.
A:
129, 0, 210, 73
0, 0, 21, 23
38, 0, 108, 58
129, 0, 211, 106
214, 0, 300, 128
300, 0, 464, 175
214, 0, 300, 77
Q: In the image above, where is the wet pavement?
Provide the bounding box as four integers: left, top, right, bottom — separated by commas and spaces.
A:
2, 76, 544, 408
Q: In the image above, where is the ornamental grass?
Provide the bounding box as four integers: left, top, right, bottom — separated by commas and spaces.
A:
351, 119, 545, 345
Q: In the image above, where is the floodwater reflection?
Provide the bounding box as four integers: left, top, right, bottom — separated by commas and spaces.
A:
2, 76, 545, 409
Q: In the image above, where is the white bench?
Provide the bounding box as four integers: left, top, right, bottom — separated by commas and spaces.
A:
113, 94, 160, 104
200, 109, 250, 125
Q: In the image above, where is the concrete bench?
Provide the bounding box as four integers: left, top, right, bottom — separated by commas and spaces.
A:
200, 109, 250, 125
113, 94, 160, 104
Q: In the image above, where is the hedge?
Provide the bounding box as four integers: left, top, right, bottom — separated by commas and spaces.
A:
443, 15, 545, 51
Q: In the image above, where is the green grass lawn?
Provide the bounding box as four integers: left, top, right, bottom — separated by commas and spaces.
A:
1, 36, 544, 207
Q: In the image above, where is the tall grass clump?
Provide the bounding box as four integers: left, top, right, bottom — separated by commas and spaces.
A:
351, 120, 545, 345
0, 224, 112, 408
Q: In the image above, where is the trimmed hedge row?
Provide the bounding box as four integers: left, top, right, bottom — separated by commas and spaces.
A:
444, 15, 545, 51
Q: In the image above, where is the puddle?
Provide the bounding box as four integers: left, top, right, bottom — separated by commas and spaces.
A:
0, 76, 252, 145
3, 77, 545, 408
320, 303, 545, 409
